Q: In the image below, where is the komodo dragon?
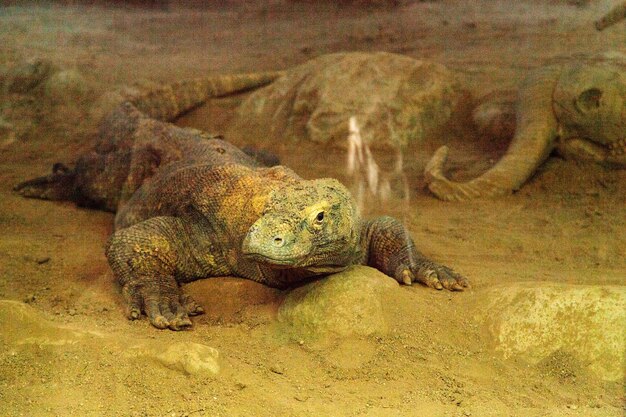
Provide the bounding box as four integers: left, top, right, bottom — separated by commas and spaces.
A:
15, 72, 468, 330
425, 63, 626, 201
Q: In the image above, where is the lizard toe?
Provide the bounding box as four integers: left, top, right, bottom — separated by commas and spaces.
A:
418, 268, 444, 290
167, 301, 193, 330
436, 267, 468, 291
400, 269, 414, 286
128, 306, 141, 320
151, 315, 170, 329
181, 294, 205, 316
122, 284, 143, 320
168, 316, 193, 331
145, 300, 170, 329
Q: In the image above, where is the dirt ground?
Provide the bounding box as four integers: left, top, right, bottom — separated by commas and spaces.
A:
0, 1, 624, 416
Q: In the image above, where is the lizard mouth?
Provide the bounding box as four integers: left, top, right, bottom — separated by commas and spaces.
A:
243, 252, 347, 276
242, 251, 302, 268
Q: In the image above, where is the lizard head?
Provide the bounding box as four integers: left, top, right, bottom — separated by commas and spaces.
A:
554, 64, 626, 148
242, 178, 360, 273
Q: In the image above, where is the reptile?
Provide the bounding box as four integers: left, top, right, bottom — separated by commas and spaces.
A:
15, 72, 468, 331
425, 63, 626, 201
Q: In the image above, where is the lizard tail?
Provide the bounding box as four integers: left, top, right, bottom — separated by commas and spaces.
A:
130, 71, 285, 121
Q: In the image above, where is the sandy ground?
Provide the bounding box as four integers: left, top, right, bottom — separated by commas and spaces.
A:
0, 1, 625, 416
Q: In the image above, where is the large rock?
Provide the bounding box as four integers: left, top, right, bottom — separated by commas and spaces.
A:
475, 284, 626, 382
229, 52, 468, 149
277, 266, 398, 342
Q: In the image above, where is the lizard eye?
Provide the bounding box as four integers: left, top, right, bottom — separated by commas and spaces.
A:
315, 211, 325, 223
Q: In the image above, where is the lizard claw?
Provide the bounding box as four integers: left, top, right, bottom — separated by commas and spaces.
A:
398, 263, 468, 291
401, 269, 413, 286
180, 293, 205, 316
422, 268, 444, 290
122, 282, 196, 330
128, 308, 141, 320
429, 265, 469, 291
145, 299, 193, 331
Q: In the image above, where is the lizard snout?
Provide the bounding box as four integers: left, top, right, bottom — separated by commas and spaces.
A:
272, 235, 285, 247
241, 220, 310, 266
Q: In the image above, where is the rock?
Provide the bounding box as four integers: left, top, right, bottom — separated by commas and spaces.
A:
229, 52, 468, 150
6, 59, 57, 94
157, 342, 221, 376
277, 266, 398, 342
42, 69, 92, 104
269, 364, 285, 375
0, 300, 87, 346
475, 283, 626, 382
128, 341, 221, 377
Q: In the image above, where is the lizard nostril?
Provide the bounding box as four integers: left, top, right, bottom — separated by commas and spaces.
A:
273, 236, 284, 247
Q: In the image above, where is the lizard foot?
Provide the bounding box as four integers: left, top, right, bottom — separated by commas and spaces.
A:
396, 262, 469, 291
123, 282, 196, 330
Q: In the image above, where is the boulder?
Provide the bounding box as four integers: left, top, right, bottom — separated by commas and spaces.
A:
277, 265, 398, 342
229, 52, 468, 150
475, 283, 626, 381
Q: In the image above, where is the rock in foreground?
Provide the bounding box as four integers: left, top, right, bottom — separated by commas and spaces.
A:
476, 283, 625, 382
277, 266, 398, 342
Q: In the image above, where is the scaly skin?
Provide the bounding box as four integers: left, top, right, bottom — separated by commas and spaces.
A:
15, 72, 468, 331
15, 72, 281, 211
106, 157, 467, 330
425, 63, 626, 201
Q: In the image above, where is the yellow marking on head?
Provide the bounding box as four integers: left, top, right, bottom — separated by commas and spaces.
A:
305, 200, 330, 223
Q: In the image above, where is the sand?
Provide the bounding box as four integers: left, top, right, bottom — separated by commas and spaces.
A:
0, 1, 624, 416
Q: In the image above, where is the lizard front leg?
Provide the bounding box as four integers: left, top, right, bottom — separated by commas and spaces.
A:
105, 216, 206, 330
361, 216, 469, 291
